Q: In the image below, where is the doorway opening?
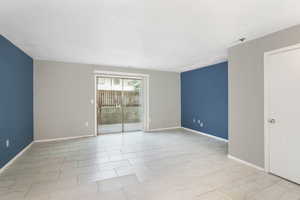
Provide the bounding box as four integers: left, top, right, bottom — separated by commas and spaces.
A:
95, 74, 147, 135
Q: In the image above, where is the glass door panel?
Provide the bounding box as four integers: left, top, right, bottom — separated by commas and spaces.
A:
123, 79, 143, 132
97, 77, 122, 134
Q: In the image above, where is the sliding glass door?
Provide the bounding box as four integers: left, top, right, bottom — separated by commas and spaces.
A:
122, 78, 143, 132
96, 76, 143, 134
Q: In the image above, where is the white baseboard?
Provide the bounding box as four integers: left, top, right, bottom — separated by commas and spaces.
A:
181, 127, 228, 142
0, 142, 33, 174
148, 126, 181, 132
34, 134, 94, 143
228, 155, 265, 171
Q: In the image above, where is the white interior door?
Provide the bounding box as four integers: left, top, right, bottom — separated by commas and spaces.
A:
267, 46, 300, 184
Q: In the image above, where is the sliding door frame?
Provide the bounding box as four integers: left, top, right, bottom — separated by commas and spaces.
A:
94, 70, 150, 136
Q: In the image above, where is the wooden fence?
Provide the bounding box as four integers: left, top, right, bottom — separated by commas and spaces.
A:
97, 90, 140, 107
97, 90, 141, 124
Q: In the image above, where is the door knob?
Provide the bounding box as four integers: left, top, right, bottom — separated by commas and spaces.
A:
268, 118, 276, 124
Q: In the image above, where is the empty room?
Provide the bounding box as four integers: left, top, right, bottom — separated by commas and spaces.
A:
1, 0, 300, 199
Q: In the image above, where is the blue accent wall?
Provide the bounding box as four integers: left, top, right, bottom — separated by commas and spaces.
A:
181, 62, 228, 139
0, 35, 33, 168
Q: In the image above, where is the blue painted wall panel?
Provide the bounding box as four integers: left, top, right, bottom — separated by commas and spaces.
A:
181, 62, 228, 139
0, 35, 33, 168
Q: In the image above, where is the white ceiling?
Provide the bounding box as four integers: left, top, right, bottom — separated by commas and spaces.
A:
1, 0, 300, 72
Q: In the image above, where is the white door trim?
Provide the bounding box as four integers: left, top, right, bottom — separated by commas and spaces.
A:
93, 71, 150, 136
264, 43, 300, 172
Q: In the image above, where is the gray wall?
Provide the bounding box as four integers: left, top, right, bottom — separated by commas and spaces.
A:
34, 60, 180, 140
228, 25, 300, 168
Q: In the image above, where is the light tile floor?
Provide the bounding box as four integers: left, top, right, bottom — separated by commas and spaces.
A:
1, 129, 300, 200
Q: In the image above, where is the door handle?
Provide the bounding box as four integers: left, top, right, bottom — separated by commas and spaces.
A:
268, 118, 276, 124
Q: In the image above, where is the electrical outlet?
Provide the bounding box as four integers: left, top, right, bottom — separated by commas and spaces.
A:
6, 139, 10, 148
200, 122, 204, 127
85, 122, 89, 127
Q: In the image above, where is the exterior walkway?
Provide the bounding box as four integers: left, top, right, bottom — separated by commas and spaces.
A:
98, 123, 142, 134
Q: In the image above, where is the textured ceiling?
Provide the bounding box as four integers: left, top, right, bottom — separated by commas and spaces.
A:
1, 0, 300, 71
